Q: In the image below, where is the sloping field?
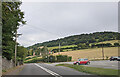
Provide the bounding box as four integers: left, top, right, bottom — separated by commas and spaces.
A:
94, 40, 119, 45
48, 45, 77, 50
53, 47, 118, 61
48, 40, 119, 50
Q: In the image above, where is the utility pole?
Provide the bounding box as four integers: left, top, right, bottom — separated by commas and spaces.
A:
15, 31, 22, 67
58, 43, 60, 55
15, 31, 17, 67
102, 43, 104, 60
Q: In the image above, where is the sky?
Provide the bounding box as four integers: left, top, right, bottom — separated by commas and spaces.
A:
18, 2, 118, 47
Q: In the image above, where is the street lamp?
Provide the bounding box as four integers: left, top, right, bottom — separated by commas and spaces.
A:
15, 31, 22, 67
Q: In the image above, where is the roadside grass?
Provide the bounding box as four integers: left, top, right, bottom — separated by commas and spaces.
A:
46, 62, 52, 64
56, 64, 119, 77
2, 65, 24, 75
2, 70, 6, 73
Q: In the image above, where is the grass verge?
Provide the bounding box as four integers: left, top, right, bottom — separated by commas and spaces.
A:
56, 64, 119, 77
2, 65, 24, 75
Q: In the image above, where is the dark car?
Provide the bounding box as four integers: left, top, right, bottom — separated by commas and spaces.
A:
73, 58, 90, 65
110, 56, 120, 61
117, 57, 120, 61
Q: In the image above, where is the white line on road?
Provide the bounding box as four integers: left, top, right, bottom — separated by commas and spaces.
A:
35, 63, 62, 77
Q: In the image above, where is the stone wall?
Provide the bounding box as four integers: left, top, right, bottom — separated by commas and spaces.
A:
0, 56, 2, 76
2, 58, 15, 71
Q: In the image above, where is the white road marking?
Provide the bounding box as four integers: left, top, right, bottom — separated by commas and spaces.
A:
35, 63, 62, 77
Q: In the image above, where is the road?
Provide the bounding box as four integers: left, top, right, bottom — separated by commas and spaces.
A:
52, 60, 119, 69
3, 60, 118, 77
18, 63, 92, 77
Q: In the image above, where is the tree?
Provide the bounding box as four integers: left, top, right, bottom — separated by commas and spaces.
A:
2, 2, 26, 60
17, 46, 28, 62
106, 43, 112, 47
77, 43, 88, 49
27, 32, 120, 53
114, 43, 120, 47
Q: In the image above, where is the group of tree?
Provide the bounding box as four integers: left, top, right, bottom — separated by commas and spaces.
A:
2, 2, 27, 64
28, 31, 120, 52
28, 46, 49, 57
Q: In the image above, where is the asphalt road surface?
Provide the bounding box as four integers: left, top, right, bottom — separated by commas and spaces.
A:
6, 60, 118, 77
52, 60, 119, 69
18, 63, 93, 77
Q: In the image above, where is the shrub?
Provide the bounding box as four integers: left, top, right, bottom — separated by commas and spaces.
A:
114, 43, 120, 47
56, 55, 68, 62
68, 56, 72, 61
24, 57, 43, 63
24, 55, 72, 63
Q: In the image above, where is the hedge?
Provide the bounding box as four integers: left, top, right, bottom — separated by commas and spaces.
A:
24, 55, 72, 63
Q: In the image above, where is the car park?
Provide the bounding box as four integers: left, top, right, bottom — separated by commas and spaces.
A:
73, 58, 90, 65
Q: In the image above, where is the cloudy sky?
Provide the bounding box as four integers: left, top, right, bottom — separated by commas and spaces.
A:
18, 2, 118, 47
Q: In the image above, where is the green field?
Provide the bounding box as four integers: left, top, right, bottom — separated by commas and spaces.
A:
93, 40, 119, 45
48, 40, 119, 51
48, 44, 77, 50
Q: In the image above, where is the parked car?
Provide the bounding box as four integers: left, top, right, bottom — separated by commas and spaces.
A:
73, 58, 90, 65
117, 56, 120, 61
110, 56, 120, 61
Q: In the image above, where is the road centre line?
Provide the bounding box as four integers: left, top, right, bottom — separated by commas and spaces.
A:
35, 63, 62, 77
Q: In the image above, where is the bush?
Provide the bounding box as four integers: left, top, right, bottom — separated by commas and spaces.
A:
68, 56, 72, 61
56, 55, 68, 62
24, 55, 72, 63
24, 58, 43, 63
49, 55, 56, 63
114, 43, 120, 47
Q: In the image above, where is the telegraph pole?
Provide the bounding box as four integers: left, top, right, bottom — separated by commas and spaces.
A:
15, 31, 17, 67
102, 43, 104, 60
58, 43, 60, 55
15, 31, 22, 67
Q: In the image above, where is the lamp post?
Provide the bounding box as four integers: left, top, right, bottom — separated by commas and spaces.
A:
15, 31, 22, 67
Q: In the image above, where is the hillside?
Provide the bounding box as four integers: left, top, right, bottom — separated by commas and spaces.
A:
28, 31, 120, 49
53, 47, 118, 61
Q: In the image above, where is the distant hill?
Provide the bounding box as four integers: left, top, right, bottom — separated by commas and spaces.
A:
27, 31, 120, 49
